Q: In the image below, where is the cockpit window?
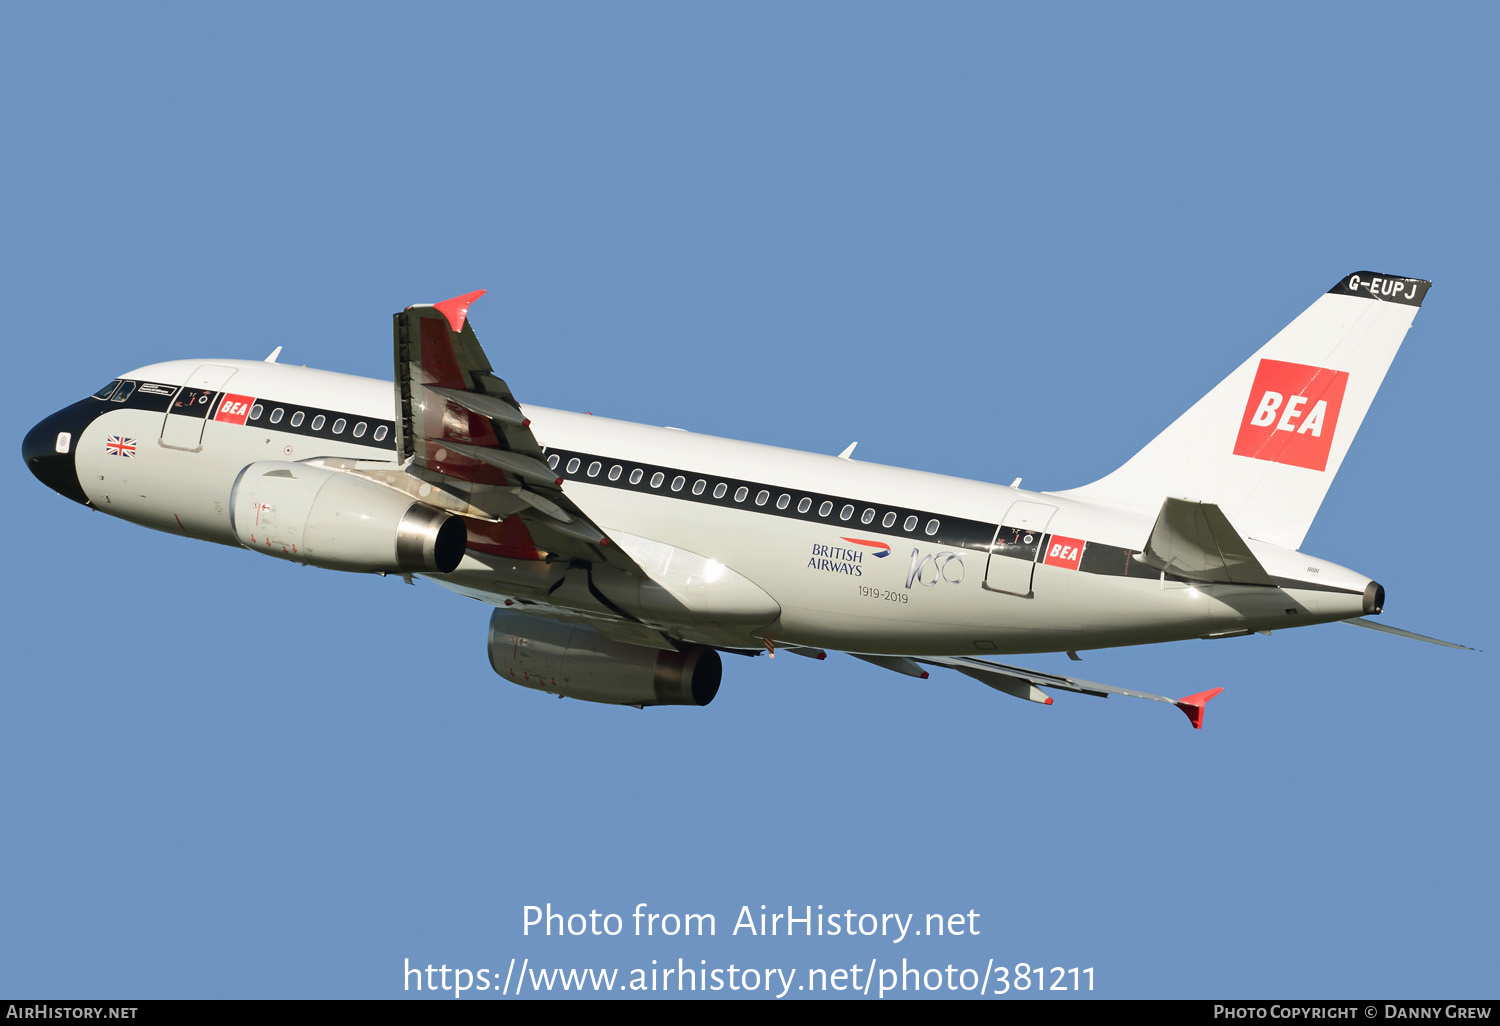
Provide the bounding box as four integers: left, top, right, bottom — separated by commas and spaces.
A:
91, 380, 120, 400
111, 380, 136, 402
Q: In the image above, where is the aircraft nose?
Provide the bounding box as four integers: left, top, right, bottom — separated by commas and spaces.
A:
22, 401, 95, 506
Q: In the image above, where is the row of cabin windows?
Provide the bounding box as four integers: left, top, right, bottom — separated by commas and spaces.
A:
547, 453, 941, 537
247, 403, 389, 443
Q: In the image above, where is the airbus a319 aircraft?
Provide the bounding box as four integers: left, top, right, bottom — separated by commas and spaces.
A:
22, 272, 1466, 728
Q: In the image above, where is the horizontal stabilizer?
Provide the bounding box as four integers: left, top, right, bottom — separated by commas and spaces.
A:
1138, 498, 1275, 585
1343, 617, 1475, 651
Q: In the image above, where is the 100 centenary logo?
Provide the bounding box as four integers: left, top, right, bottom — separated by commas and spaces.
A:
907, 549, 964, 588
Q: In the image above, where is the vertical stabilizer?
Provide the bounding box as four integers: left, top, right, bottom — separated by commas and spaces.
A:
1058, 272, 1430, 550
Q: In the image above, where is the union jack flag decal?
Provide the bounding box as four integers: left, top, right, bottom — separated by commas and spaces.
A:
105, 435, 136, 458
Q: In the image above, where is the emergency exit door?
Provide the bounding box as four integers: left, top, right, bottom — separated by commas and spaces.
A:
983, 501, 1057, 598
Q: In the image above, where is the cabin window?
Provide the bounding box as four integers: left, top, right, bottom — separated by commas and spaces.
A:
249, 404, 264, 421
608, 465, 622, 481
566, 458, 581, 474
903, 515, 918, 532
547, 453, 560, 469
713, 483, 728, 499
587, 461, 601, 477
776, 494, 790, 510
818, 501, 833, 517
373, 425, 389, 442
925, 519, 940, 536
650, 472, 665, 488
734, 486, 749, 502
353, 421, 367, 438
882, 511, 897, 528
270, 408, 285, 424
310, 415, 326, 431
797, 497, 812, 513
671, 475, 685, 492
629, 468, 643, 485
332, 418, 346, 434
755, 490, 769, 506
839, 504, 854, 521
861, 508, 875, 525
290, 411, 305, 427
692, 479, 706, 495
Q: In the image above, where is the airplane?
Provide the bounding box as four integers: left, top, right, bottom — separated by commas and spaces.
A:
21, 271, 1468, 728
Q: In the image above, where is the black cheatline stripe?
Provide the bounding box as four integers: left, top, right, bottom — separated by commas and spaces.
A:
109, 379, 399, 449
544, 446, 997, 555
237, 395, 396, 447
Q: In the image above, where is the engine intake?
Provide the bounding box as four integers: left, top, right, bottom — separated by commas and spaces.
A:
230, 461, 466, 574
486, 610, 721, 707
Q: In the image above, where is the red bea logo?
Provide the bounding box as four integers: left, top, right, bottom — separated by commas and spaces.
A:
215, 393, 256, 425
1042, 536, 1085, 570
1232, 360, 1348, 472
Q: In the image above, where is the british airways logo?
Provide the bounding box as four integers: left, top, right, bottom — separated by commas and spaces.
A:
839, 537, 891, 558
806, 539, 878, 576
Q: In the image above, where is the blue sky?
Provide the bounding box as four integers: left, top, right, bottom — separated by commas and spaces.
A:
3, 2, 1493, 1000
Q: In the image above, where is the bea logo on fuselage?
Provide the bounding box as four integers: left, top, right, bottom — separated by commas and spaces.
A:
1232, 359, 1348, 472
215, 393, 257, 426
1043, 536, 1084, 570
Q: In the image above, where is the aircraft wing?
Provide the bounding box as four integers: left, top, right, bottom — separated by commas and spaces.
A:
391, 291, 643, 573
915, 654, 1225, 729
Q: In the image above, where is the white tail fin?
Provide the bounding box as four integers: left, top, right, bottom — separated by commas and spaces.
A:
1059, 272, 1430, 550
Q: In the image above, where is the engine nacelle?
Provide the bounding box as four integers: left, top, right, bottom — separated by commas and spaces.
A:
230, 461, 466, 574
487, 610, 721, 707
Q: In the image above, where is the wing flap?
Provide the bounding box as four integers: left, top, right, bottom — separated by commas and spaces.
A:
441, 441, 561, 488
427, 386, 531, 427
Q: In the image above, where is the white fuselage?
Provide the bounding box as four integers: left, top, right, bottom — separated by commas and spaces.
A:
62, 357, 1374, 657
